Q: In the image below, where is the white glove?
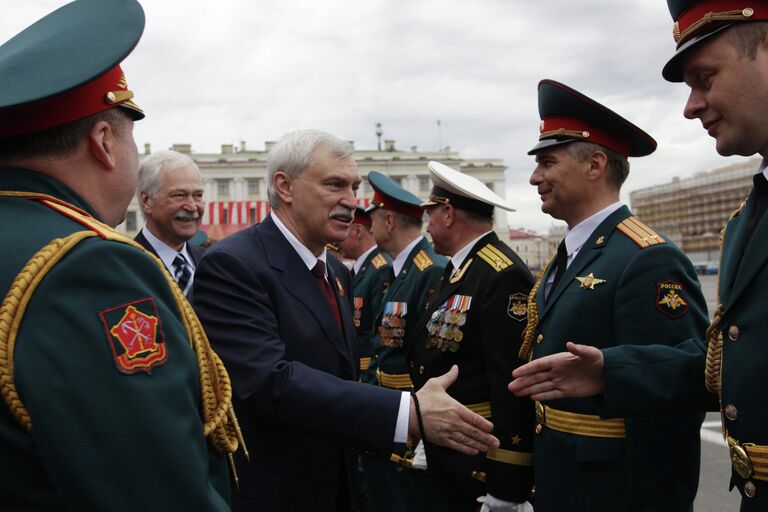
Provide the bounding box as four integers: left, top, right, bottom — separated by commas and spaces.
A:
477, 494, 533, 512
410, 440, 428, 470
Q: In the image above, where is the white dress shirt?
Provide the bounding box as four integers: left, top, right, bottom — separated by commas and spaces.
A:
544, 201, 623, 299
140, 227, 196, 294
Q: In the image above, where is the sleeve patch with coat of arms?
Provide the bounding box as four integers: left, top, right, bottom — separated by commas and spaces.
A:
507, 293, 528, 322
99, 298, 168, 375
656, 280, 689, 318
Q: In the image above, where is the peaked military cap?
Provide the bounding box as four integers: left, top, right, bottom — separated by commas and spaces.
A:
366, 171, 424, 219
663, 1, 768, 81
421, 160, 514, 217
528, 79, 657, 158
0, 0, 145, 137
353, 205, 372, 226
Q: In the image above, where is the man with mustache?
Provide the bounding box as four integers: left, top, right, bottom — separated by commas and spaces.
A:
193, 129, 499, 512
135, 150, 206, 297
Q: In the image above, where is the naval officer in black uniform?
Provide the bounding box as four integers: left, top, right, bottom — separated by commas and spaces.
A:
410, 161, 535, 512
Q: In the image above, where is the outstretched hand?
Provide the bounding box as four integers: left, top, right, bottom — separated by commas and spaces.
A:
411, 365, 499, 455
508, 342, 605, 401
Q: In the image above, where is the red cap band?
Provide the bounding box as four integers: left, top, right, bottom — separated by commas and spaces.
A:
371, 190, 424, 219
540, 116, 632, 157
0, 65, 140, 136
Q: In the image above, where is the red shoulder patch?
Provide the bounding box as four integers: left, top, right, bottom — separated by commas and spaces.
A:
99, 298, 168, 374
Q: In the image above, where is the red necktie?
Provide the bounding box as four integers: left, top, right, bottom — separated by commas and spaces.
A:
312, 260, 343, 333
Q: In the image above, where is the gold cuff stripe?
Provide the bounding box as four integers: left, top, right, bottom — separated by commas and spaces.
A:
359, 356, 372, 371
544, 406, 625, 439
376, 368, 413, 389
487, 448, 533, 466
466, 401, 492, 418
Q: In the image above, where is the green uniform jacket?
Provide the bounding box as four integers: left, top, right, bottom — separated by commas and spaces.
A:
409, 232, 535, 508
351, 247, 392, 383
530, 206, 707, 512
373, 236, 447, 384
601, 185, 766, 511
0, 168, 230, 511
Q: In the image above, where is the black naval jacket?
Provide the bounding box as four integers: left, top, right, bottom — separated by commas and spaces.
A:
408, 232, 535, 504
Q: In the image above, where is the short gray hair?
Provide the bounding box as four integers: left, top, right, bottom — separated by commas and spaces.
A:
137, 150, 200, 217
566, 141, 630, 190
266, 129, 354, 209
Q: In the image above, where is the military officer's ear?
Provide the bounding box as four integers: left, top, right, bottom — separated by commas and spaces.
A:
444, 204, 456, 227
585, 150, 608, 182
88, 119, 120, 170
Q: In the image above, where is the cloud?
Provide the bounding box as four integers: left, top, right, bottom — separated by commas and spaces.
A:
1, 0, 753, 233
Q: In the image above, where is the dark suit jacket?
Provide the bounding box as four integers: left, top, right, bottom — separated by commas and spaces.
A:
133, 229, 206, 266
192, 215, 401, 512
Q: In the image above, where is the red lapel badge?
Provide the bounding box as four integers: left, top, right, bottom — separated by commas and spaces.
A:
100, 298, 168, 374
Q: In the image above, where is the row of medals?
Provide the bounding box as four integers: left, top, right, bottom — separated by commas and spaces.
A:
380, 315, 405, 347
380, 305, 406, 347
426, 305, 467, 352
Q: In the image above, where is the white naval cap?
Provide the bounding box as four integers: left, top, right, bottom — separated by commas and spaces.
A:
421, 161, 515, 215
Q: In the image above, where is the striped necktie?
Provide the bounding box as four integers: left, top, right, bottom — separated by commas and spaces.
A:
173, 253, 192, 294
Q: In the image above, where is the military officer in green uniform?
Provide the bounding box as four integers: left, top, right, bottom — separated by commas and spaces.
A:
510, 3, 768, 510
410, 161, 534, 512
0, 1, 241, 509
340, 205, 393, 384
508, 80, 708, 512
367, 170, 450, 511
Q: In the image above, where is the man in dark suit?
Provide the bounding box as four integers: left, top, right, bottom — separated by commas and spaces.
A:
134, 149, 205, 296
508, 80, 708, 512
192, 129, 500, 512
411, 161, 535, 512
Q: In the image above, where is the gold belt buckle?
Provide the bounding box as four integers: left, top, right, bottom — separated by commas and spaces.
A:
535, 401, 545, 425
728, 435, 754, 479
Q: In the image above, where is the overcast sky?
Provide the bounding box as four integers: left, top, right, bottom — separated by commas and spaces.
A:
1, 0, 755, 232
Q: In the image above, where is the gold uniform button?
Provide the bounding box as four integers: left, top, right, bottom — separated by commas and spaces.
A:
536, 334, 544, 344
745, 481, 757, 498
725, 404, 738, 421
535, 424, 543, 434
419, 365, 425, 375
728, 325, 740, 342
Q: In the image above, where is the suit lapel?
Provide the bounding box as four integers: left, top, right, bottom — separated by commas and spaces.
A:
538, 207, 626, 321
259, 217, 353, 362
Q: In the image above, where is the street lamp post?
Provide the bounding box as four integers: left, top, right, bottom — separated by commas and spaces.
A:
375, 122, 383, 152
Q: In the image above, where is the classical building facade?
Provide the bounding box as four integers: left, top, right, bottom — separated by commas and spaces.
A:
629, 158, 758, 265
119, 139, 509, 242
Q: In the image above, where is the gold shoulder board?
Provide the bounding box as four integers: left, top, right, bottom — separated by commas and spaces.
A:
371, 253, 388, 269
477, 243, 513, 271
412, 250, 433, 271
616, 216, 666, 249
